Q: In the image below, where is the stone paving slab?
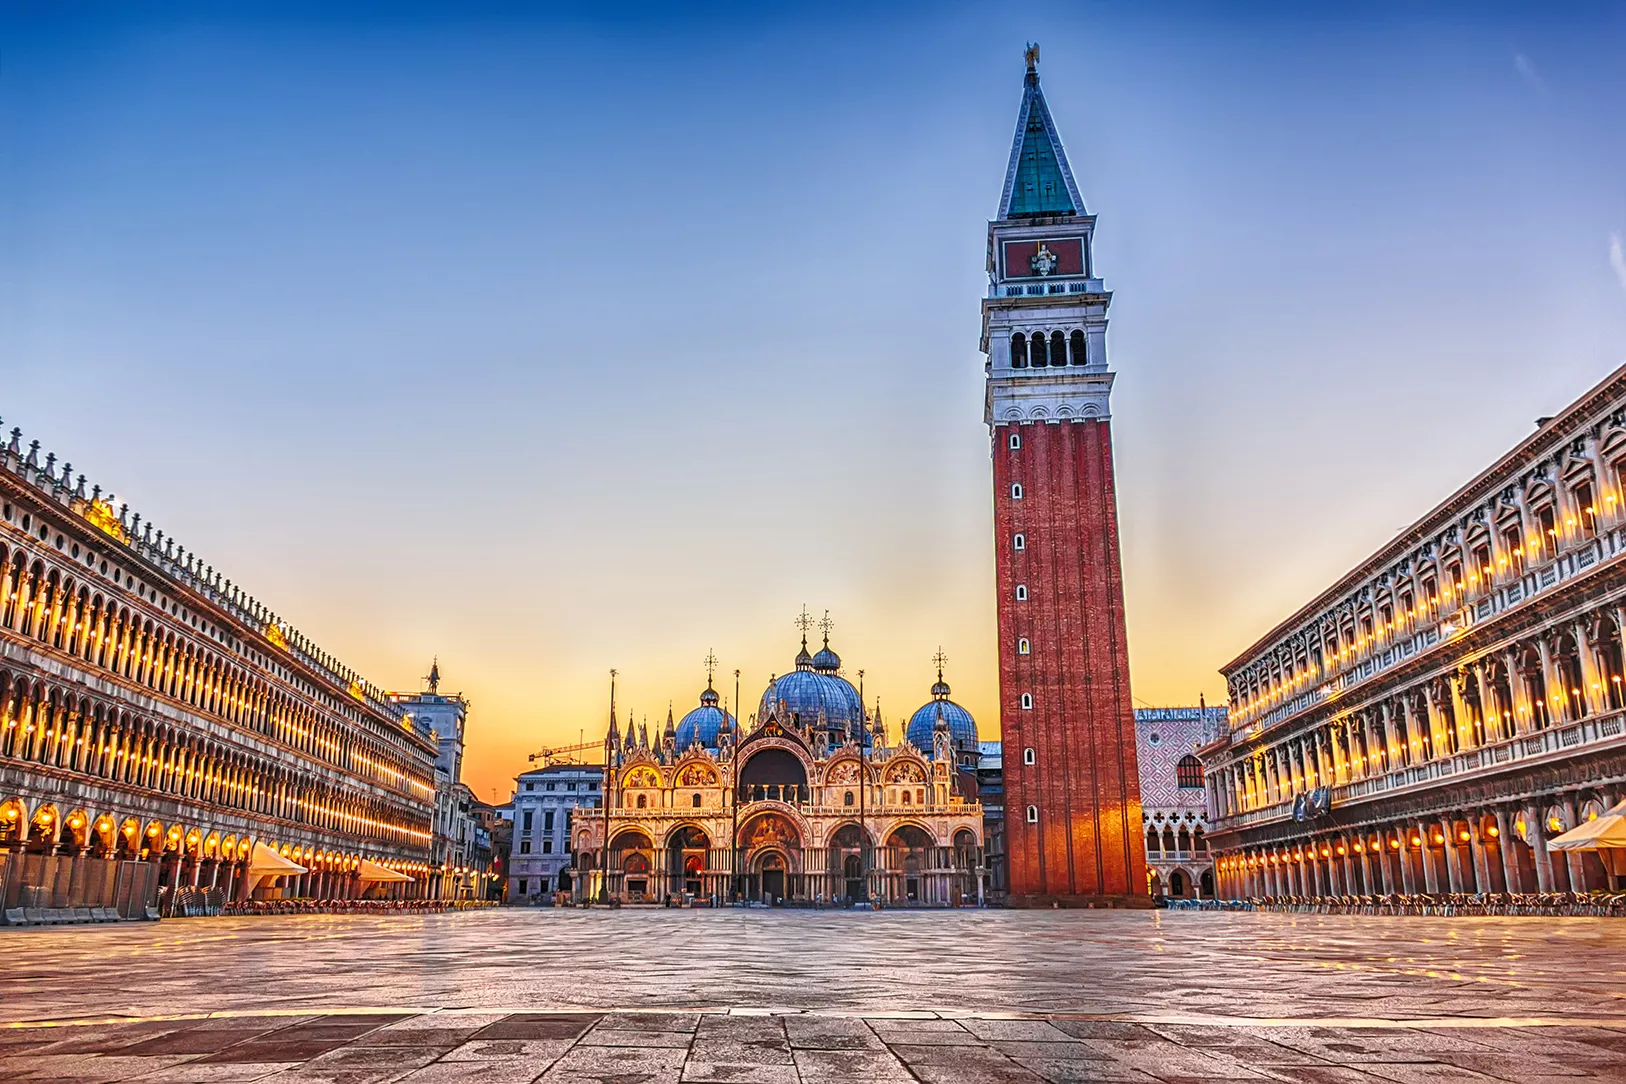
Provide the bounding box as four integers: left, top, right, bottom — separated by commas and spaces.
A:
6, 910, 1626, 1024
2, 911, 1625, 1081
2, 1009, 1625, 1083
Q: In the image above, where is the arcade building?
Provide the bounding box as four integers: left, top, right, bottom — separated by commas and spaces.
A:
0, 424, 438, 917
573, 631, 985, 906
1205, 361, 1626, 900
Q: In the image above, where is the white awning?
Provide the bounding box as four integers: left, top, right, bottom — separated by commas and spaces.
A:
1548, 806, 1626, 877
246, 841, 308, 876
357, 858, 415, 883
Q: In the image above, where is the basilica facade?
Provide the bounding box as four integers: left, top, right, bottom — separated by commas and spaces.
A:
573, 633, 985, 906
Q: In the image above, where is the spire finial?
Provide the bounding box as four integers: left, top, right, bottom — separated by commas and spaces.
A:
819, 609, 834, 648
794, 604, 813, 648
1024, 42, 1039, 74
933, 646, 948, 682
426, 657, 440, 693
703, 648, 718, 687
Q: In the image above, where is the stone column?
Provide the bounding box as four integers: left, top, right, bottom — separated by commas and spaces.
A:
1493, 808, 1518, 892
1442, 822, 1464, 892
1398, 832, 1418, 895
1418, 822, 1442, 893
1468, 814, 1492, 894
1448, 674, 1472, 753
1420, 685, 1441, 761
1575, 619, 1607, 717
1503, 650, 1525, 735
1562, 795, 1589, 891
1532, 814, 1555, 892
1536, 639, 1560, 726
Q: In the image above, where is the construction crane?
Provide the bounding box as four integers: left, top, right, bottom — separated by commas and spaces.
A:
526, 739, 603, 766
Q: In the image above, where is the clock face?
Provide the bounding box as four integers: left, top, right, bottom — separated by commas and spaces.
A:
1004, 238, 1083, 278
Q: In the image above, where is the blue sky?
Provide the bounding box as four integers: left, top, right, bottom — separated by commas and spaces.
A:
4, 3, 1625, 798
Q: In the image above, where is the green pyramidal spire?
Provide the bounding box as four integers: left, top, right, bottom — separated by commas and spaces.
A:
998, 45, 1083, 219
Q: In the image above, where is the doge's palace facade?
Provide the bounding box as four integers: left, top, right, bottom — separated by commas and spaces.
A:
0, 423, 437, 913
1204, 365, 1626, 900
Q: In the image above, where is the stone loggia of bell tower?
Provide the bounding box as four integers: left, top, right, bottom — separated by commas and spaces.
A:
982, 46, 1149, 907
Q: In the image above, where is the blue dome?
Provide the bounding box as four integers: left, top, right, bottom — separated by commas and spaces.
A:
906, 699, 978, 754
811, 646, 841, 671
675, 704, 733, 749
759, 669, 866, 743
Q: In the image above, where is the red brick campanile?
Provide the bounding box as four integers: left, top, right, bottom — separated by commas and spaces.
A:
983, 48, 1148, 906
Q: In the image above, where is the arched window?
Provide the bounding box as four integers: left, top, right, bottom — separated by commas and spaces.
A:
1025, 805, 1038, 823
1022, 747, 1035, 765
635, 794, 647, 809
1017, 638, 1030, 655
843, 790, 854, 807
901, 790, 911, 805
1010, 483, 1023, 500
1070, 330, 1087, 366
1008, 432, 1021, 450
1595, 614, 1624, 710
1020, 693, 1033, 710
1015, 584, 1028, 601
1050, 331, 1066, 367
1013, 533, 1026, 552
691, 793, 701, 808
1176, 755, 1204, 789
1552, 633, 1586, 720
1031, 333, 1048, 367
1010, 333, 1028, 368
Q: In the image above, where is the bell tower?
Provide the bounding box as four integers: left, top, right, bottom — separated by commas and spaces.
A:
982, 46, 1147, 906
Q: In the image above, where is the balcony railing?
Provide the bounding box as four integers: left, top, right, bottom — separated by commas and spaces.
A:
1228, 530, 1623, 742
1215, 709, 1626, 832
994, 277, 1105, 298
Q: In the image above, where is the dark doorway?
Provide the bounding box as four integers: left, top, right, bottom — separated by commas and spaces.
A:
759, 850, 788, 904
843, 853, 864, 902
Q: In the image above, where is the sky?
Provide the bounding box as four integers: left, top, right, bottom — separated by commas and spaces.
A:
3, 3, 1626, 804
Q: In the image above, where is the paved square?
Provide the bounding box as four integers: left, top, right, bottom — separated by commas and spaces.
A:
1, 909, 1623, 1082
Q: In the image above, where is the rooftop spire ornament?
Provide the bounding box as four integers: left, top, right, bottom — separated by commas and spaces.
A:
1024, 42, 1039, 73
703, 648, 718, 687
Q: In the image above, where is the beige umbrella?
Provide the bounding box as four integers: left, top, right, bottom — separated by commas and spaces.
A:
356, 858, 415, 883
1547, 798, 1626, 884
245, 841, 308, 897
247, 841, 308, 876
